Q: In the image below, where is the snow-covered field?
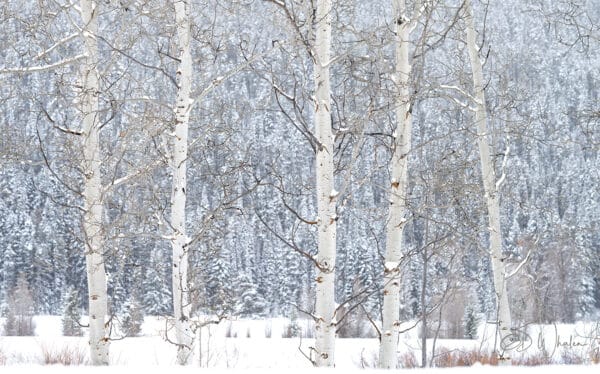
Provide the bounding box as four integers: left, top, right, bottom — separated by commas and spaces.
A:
0, 366, 598, 374
1, 316, 599, 370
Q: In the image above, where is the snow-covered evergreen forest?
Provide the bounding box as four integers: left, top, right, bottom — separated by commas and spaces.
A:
0, 0, 598, 368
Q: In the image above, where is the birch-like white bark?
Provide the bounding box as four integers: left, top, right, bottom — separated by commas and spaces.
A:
80, 0, 109, 366
313, 0, 336, 367
464, 0, 513, 363
379, 0, 412, 369
171, 0, 194, 365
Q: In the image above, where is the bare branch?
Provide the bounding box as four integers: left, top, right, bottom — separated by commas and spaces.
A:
189, 41, 282, 111
0, 54, 85, 74
34, 33, 79, 61
34, 123, 83, 199
254, 208, 324, 271
103, 160, 163, 194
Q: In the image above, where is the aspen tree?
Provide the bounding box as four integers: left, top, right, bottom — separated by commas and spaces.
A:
313, 0, 337, 367
379, 0, 420, 368
171, 0, 195, 365
464, 0, 513, 363
80, 0, 110, 365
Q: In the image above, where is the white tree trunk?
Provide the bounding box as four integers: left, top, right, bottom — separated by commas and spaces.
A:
80, 0, 110, 366
171, 0, 194, 365
313, 0, 336, 367
464, 0, 512, 363
379, 0, 412, 369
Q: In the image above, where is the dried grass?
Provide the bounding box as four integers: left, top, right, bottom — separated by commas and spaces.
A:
398, 351, 418, 368
431, 347, 599, 367
40, 344, 88, 366
512, 352, 552, 366
590, 348, 600, 364
433, 348, 498, 367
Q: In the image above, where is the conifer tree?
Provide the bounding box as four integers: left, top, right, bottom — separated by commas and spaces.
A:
62, 287, 83, 337
235, 273, 267, 318
462, 307, 479, 339
121, 294, 144, 337
4, 273, 35, 336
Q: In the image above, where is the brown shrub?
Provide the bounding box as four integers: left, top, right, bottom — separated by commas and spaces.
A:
433, 348, 498, 367
398, 351, 418, 368
40, 345, 88, 366
512, 352, 552, 366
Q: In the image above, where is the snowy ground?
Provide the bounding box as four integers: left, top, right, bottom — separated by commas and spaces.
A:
1, 366, 600, 374
0, 366, 598, 374
1, 316, 599, 370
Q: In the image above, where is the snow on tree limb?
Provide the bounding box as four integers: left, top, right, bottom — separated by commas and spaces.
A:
34, 33, 80, 61
0, 54, 85, 74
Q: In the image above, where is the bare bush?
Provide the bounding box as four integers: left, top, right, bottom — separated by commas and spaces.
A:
398, 351, 418, 368
358, 349, 417, 369
433, 348, 498, 367
40, 345, 88, 365
431, 347, 598, 367
512, 352, 552, 366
